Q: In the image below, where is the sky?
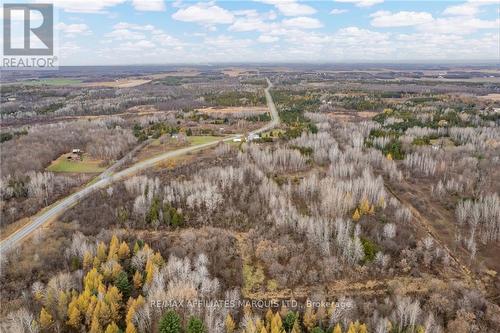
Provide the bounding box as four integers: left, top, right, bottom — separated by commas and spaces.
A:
2, 0, 500, 65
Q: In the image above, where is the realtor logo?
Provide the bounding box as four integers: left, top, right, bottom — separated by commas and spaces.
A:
3, 3, 53, 56
2, 3, 58, 69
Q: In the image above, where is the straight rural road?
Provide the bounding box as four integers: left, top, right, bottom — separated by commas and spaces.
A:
0, 78, 279, 254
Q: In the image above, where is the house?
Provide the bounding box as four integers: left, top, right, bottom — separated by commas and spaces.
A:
247, 133, 260, 141
67, 149, 83, 160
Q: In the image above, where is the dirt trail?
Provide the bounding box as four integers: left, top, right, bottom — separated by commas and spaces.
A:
384, 184, 474, 282
245, 275, 466, 301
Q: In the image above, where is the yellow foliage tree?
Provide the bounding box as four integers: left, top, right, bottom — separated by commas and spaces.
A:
57, 291, 69, 320
94, 299, 112, 328
225, 314, 236, 333
84, 268, 104, 294
265, 309, 274, 328
125, 323, 137, 333
368, 205, 375, 215
83, 251, 94, 270
104, 286, 122, 323
85, 295, 98, 326
152, 251, 164, 266
103, 262, 123, 281
126, 296, 145, 327
144, 259, 155, 286
333, 323, 342, 333
133, 242, 140, 254
352, 209, 361, 222
67, 302, 81, 328
358, 323, 368, 333
118, 241, 130, 259
93, 256, 101, 270
108, 235, 120, 261
89, 312, 102, 333
255, 318, 265, 332
302, 304, 316, 332
39, 307, 53, 330
386, 153, 393, 161
245, 319, 257, 333
96, 242, 107, 262
133, 270, 143, 290
346, 322, 356, 333
291, 319, 301, 333
359, 198, 370, 215
270, 312, 283, 333
105, 322, 120, 333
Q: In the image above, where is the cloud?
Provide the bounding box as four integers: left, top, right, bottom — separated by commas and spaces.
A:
172, 3, 234, 25
45, 0, 126, 13
335, 0, 384, 8
204, 35, 253, 48
418, 16, 499, 34
56, 22, 92, 36
443, 3, 478, 16
113, 22, 155, 31
105, 29, 146, 40
258, 35, 279, 43
132, 0, 165, 11
443, 0, 498, 16
119, 40, 155, 50
330, 9, 348, 15
151, 30, 183, 48
370, 10, 434, 27
229, 10, 275, 32
259, 0, 316, 17
282, 17, 323, 29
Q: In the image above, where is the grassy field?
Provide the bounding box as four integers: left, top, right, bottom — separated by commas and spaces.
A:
47, 154, 106, 173
187, 135, 222, 145
15, 78, 83, 86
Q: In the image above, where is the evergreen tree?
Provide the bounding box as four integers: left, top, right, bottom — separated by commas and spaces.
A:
146, 196, 161, 224
171, 211, 183, 227
114, 271, 131, 298
283, 312, 297, 333
311, 328, 324, 333
159, 310, 181, 333
187, 316, 206, 333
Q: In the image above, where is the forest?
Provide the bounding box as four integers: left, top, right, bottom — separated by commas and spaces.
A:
1, 66, 499, 333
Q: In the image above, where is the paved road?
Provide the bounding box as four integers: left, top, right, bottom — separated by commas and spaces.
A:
249, 78, 280, 136
0, 78, 278, 254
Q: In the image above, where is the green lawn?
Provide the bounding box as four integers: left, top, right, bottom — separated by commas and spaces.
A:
187, 135, 222, 145
47, 155, 106, 173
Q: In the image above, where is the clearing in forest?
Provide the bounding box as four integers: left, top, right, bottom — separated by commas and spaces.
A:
46, 153, 106, 173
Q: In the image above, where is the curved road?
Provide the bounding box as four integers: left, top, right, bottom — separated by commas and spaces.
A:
0, 78, 279, 254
